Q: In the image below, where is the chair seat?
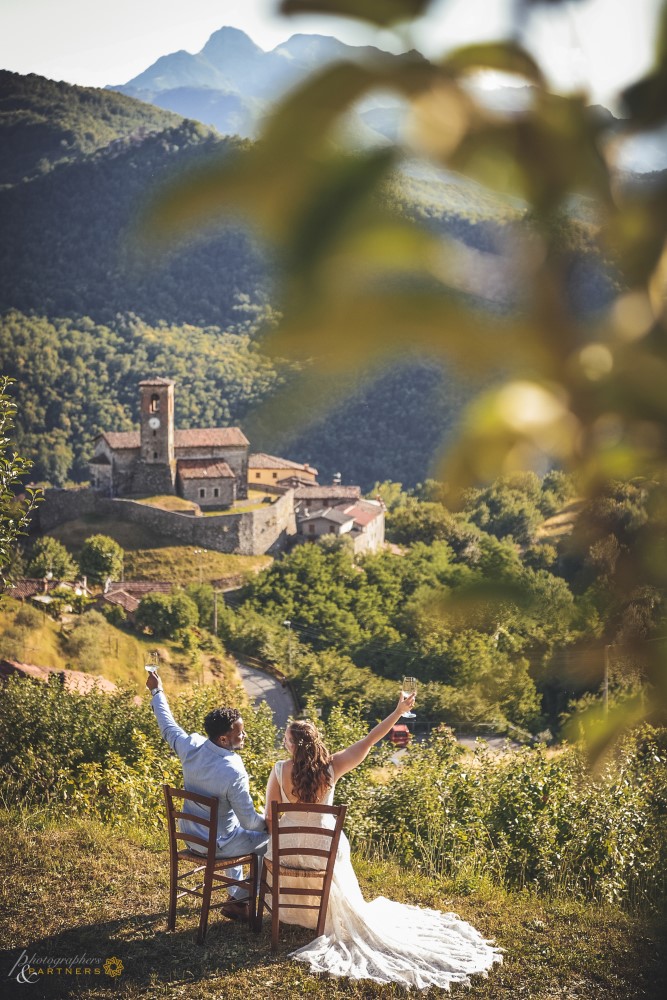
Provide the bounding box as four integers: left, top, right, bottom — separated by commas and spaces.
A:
263, 857, 327, 878
178, 849, 255, 865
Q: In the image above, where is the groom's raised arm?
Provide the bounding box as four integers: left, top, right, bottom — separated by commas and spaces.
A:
147, 676, 191, 762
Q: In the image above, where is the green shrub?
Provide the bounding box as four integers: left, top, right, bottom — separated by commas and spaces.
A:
367, 725, 667, 906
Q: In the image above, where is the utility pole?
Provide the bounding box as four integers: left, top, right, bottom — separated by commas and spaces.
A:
213, 589, 219, 636
283, 619, 292, 671
603, 644, 610, 715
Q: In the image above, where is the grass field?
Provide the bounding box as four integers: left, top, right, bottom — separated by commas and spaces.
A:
0, 812, 664, 1000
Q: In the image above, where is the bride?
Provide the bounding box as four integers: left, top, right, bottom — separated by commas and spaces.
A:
264, 692, 502, 991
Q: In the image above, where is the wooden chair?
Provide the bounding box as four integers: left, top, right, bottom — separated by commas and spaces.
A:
257, 801, 347, 952
163, 785, 259, 944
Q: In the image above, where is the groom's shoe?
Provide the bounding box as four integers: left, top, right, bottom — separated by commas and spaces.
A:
221, 898, 250, 922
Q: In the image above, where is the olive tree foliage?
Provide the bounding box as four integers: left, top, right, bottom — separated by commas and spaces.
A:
135, 591, 199, 639
0, 377, 41, 590
146, 0, 667, 755
27, 535, 77, 581
78, 534, 124, 585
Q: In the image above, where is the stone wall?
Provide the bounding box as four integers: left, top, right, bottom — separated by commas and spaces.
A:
37, 487, 296, 556
37, 487, 98, 532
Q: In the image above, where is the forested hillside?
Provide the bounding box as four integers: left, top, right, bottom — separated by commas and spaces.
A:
1, 71, 608, 488
0, 70, 185, 187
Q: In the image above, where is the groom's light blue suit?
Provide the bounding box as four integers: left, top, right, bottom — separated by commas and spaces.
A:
151, 689, 268, 899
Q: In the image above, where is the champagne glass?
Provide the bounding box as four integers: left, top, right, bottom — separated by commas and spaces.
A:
144, 650, 160, 675
401, 675, 418, 719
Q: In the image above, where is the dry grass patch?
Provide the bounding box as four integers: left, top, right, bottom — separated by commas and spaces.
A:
1, 813, 664, 1000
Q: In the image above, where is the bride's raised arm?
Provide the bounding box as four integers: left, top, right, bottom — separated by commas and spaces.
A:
331, 691, 416, 781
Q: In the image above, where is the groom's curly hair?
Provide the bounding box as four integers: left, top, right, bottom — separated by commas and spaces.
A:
288, 720, 332, 803
204, 707, 241, 741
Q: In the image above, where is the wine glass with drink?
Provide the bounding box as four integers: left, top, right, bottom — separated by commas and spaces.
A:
144, 650, 160, 676
401, 675, 418, 719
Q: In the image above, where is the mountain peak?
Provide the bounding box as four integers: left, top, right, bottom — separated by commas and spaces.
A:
201, 26, 265, 61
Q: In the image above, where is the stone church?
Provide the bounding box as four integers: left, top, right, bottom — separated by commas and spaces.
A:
89, 378, 248, 508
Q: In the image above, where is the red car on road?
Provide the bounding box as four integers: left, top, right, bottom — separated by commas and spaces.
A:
388, 724, 411, 747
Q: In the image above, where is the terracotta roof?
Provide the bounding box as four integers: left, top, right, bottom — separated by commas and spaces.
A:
107, 580, 172, 596
7, 579, 92, 599
7, 578, 45, 599
99, 590, 140, 613
342, 501, 384, 527
249, 452, 317, 474
177, 459, 235, 480
139, 377, 174, 386
294, 486, 361, 501
277, 475, 316, 488
0, 659, 117, 694
175, 428, 248, 448
299, 507, 353, 526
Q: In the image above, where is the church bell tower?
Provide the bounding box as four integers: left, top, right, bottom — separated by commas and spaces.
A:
132, 377, 176, 494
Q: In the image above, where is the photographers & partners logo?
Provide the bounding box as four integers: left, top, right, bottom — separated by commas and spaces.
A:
7, 950, 124, 984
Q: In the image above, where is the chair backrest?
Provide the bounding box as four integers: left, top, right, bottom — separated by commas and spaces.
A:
163, 785, 219, 859
270, 800, 346, 872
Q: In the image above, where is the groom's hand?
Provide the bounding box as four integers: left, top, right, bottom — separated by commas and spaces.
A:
146, 671, 160, 694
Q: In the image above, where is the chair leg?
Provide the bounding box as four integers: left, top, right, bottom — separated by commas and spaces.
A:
271, 867, 280, 952
197, 863, 214, 945
248, 855, 260, 932
256, 870, 267, 934
167, 857, 178, 932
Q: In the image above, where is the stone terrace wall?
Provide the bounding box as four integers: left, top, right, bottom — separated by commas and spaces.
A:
37, 487, 98, 532
37, 488, 296, 556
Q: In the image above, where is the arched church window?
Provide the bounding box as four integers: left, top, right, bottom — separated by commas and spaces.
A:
150, 393, 160, 413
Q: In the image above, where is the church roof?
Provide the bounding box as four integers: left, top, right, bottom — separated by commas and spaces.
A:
176, 427, 249, 448
96, 427, 249, 451
177, 459, 235, 480
138, 377, 174, 386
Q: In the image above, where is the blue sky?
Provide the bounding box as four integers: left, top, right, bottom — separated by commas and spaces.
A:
0, 0, 661, 109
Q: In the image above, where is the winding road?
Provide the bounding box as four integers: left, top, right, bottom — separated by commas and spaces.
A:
235, 658, 297, 731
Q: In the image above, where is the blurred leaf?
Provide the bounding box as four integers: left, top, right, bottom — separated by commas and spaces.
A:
143, 59, 434, 244
621, 0, 667, 127
427, 579, 535, 629
281, 0, 435, 27
604, 185, 667, 287
267, 288, 531, 373
441, 41, 545, 86
563, 692, 649, 770
439, 381, 579, 488
447, 95, 612, 209
284, 148, 397, 282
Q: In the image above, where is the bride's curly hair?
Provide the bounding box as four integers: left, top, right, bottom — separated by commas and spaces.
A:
288, 720, 332, 803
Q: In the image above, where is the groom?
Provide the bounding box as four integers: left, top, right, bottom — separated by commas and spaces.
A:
146, 671, 268, 921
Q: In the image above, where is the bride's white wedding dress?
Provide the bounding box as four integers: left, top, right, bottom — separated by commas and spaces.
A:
265, 761, 502, 991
